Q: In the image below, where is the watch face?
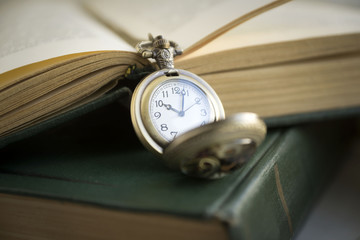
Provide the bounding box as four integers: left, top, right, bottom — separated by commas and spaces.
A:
149, 79, 214, 141
131, 69, 225, 155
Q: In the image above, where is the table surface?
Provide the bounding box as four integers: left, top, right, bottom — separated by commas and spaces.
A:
295, 140, 360, 240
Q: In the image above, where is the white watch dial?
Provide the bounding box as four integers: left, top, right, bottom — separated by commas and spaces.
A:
149, 79, 214, 141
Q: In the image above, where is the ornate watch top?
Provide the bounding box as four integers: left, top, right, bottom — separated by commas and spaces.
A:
135, 34, 183, 69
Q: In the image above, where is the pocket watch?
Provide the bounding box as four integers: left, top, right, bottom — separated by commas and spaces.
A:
130, 34, 266, 179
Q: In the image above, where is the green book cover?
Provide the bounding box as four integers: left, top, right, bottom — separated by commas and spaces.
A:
0, 102, 355, 240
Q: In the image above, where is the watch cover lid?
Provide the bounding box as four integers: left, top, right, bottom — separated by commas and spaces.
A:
163, 113, 267, 179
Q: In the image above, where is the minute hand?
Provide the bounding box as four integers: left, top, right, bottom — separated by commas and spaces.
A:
181, 90, 185, 112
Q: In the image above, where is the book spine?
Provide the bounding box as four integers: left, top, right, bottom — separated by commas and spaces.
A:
216, 120, 354, 240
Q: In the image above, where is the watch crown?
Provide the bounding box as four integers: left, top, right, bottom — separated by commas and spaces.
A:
136, 34, 183, 70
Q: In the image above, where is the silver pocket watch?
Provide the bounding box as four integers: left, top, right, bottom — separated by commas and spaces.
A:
130, 34, 266, 179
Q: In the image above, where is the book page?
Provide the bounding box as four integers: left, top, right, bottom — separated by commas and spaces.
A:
0, 0, 134, 75
84, 0, 276, 49
182, 0, 360, 58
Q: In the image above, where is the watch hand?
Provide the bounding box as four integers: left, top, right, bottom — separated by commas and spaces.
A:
181, 89, 186, 112
184, 98, 201, 112
179, 89, 186, 117
163, 104, 180, 114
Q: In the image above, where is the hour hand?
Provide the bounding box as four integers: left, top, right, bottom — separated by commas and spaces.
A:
163, 104, 180, 114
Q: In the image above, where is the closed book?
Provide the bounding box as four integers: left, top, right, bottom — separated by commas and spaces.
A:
0, 103, 355, 240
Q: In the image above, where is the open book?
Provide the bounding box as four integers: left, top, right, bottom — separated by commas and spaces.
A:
1, 0, 360, 139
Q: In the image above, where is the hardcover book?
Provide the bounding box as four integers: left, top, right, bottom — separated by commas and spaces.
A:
1, 0, 360, 140
0, 103, 355, 240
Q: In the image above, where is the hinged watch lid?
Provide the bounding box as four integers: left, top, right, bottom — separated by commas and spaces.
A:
163, 113, 266, 179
